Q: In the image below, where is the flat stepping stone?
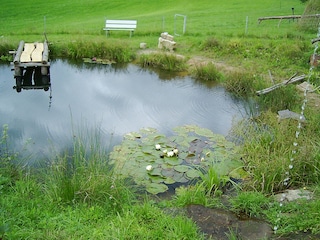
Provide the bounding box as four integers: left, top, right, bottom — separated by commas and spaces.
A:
278, 109, 306, 122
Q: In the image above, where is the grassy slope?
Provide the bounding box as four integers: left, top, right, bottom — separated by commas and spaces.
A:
2, 1, 320, 238
0, 0, 311, 77
0, 0, 306, 37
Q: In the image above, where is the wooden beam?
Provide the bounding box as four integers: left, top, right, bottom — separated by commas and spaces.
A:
312, 37, 320, 44
258, 15, 301, 24
256, 75, 306, 95
42, 41, 49, 64
13, 41, 25, 64
258, 14, 320, 24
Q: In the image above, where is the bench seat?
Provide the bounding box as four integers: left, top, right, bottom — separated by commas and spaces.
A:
103, 20, 137, 37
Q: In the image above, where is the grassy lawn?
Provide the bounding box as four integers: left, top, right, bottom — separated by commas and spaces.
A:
1, 0, 320, 239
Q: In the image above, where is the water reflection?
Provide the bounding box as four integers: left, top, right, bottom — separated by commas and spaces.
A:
0, 59, 246, 157
12, 66, 51, 92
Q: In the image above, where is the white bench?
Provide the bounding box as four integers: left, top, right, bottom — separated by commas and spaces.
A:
103, 20, 137, 37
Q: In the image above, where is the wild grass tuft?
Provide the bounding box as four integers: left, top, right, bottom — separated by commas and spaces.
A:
50, 40, 135, 63
224, 71, 257, 98
200, 37, 222, 51
230, 191, 270, 218
44, 132, 134, 210
138, 53, 187, 71
232, 109, 320, 193
191, 62, 223, 82
257, 85, 302, 112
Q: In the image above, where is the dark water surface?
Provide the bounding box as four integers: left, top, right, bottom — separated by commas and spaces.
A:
0, 59, 246, 157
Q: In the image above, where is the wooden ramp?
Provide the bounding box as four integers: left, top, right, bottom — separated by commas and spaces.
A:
20, 42, 44, 63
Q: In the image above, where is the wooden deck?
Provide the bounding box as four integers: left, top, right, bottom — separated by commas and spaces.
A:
13, 41, 50, 67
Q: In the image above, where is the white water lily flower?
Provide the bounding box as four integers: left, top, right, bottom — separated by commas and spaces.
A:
167, 151, 174, 157
163, 149, 168, 154
173, 148, 178, 155
155, 144, 161, 150
146, 165, 153, 171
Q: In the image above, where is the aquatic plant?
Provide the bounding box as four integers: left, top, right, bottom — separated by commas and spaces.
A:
109, 125, 245, 194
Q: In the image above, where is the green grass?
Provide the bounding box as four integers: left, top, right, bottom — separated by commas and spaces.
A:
1, 0, 320, 238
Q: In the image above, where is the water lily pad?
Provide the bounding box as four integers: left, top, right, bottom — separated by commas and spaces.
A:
186, 169, 200, 179
146, 183, 168, 194
164, 157, 183, 165
109, 125, 245, 194
174, 165, 190, 173
148, 167, 162, 176
162, 168, 175, 177
164, 177, 175, 184
149, 175, 165, 183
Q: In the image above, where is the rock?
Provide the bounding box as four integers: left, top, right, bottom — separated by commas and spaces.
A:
274, 189, 313, 202
186, 204, 273, 240
158, 32, 176, 51
277, 109, 306, 122
140, 42, 147, 49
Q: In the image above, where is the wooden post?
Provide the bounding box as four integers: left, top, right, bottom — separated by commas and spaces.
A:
13, 41, 25, 64
42, 41, 49, 64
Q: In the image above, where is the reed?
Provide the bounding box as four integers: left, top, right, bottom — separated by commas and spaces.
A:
50, 40, 135, 63
138, 52, 187, 71
191, 62, 223, 82
44, 128, 134, 210
224, 70, 257, 98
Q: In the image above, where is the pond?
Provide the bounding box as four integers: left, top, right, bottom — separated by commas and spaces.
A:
0, 59, 247, 158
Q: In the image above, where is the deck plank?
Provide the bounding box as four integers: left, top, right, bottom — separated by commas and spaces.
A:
31, 43, 44, 62
20, 43, 35, 63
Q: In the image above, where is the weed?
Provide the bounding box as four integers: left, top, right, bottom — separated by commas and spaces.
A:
258, 85, 302, 112
191, 62, 223, 82
200, 37, 221, 51
230, 191, 270, 218
172, 185, 219, 207
44, 133, 134, 210
224, 71, 256, 98
138, 53, 187, 71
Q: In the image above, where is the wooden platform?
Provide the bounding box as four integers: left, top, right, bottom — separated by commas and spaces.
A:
13, 41, 50, 67
20, 42, 44, 63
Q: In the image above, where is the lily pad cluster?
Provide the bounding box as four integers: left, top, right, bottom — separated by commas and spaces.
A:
109, 125, 244, 194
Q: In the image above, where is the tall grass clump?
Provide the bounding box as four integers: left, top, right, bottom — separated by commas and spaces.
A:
224, 71, 257, 98
106, 201, 205, 239
231, 107, 320, 193
50, 40, 135, 63
299, 0, 320, 33
191, 62, 223, 82
257, 85, 302, 112
0, 124, 21, 189
200, 37, 222, 51
44, 129, 134, 210
138, 53, 187, 71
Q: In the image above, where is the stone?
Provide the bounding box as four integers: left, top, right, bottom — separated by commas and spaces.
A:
158, 32, 176, 51
274, 189, 313, 202
140, 42, 147, 49
277, 109, 306, 122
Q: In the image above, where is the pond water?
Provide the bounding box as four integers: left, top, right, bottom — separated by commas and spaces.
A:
0, 59, 246, 157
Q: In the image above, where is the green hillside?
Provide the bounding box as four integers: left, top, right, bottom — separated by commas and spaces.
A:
0, 0, 307, 37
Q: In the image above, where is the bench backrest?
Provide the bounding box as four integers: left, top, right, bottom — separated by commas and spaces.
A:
105, 20, 137, 30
